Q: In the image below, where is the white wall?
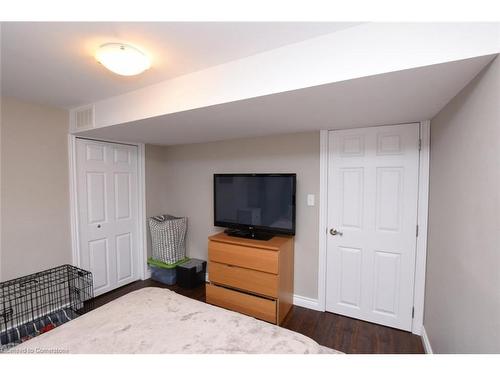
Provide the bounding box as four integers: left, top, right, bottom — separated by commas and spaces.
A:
148, 132, 321, 299
0, 97, 72, 280
425, 57, 500, 353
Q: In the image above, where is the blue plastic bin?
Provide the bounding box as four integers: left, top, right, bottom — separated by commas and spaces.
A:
147, 257, 189, 285
150, 265, 177, 285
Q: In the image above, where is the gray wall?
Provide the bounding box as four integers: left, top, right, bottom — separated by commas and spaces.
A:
0, 97, 71, 281
145, 144, 170, 258
425, 58, 500, 353
150, 132, 321, 299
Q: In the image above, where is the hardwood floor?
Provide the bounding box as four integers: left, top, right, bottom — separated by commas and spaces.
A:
90, 279, 424, 354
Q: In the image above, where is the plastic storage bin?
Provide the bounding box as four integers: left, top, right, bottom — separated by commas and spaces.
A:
176, 259, 207, 289
148, 258, 188, 285
150, 265, 176, 285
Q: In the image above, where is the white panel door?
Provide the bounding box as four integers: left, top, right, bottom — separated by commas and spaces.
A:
326, 123, 419, 331
76, 139, 139, 296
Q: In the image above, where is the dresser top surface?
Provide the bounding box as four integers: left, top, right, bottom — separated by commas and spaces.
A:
209, 232, 293, 250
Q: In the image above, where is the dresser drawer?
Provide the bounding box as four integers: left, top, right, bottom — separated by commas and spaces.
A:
209, 261, 278, 298
206, 283, 277, 324
208, 240, 278, 274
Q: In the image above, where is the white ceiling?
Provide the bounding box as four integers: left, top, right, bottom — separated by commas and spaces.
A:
78, 55, 496, 145
0, 22, 360, 108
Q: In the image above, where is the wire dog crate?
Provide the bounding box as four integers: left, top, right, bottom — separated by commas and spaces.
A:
0, 264, 94, 350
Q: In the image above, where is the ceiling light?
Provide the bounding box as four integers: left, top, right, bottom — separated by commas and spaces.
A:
95, 43, 151, 76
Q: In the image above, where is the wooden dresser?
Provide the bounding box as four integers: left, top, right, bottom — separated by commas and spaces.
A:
206, 232, 294, 325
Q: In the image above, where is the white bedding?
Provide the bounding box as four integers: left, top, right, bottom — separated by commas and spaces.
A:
10, 287, 340, 354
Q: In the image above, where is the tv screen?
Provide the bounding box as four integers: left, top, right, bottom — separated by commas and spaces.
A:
214, 174, 296, 235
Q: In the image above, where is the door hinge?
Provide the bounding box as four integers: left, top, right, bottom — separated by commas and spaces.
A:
418, 139, 422, 151
412, 307, 415, 319
416, 225, 419, 237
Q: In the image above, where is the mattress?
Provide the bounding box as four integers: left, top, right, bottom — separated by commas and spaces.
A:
9, 287, 340, 354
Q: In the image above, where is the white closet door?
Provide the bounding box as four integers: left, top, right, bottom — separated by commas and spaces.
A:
326, 123, 419, 331
76, 139, 139, 296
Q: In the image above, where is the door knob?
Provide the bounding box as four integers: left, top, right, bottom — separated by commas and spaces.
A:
97, 224, 101, 228
329, 228, 343, 236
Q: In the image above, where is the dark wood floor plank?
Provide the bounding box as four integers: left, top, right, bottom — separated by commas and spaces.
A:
90, 280, 424, 354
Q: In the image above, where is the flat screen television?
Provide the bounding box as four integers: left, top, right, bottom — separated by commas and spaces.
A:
214, 173, 296, 240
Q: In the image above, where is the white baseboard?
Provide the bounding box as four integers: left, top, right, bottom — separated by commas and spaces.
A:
293, 295, 323, 311
421, 326, 433, 354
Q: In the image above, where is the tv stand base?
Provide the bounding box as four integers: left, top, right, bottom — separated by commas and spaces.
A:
224, 228, 274, 241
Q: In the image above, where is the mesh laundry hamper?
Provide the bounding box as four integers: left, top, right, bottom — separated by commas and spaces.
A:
148, 215, 187, 264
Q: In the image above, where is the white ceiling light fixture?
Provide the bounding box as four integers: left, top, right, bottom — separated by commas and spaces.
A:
96, 43, 151, 76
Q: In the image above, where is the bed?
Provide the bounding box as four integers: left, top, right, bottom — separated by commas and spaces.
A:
9, 287, 340, 354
